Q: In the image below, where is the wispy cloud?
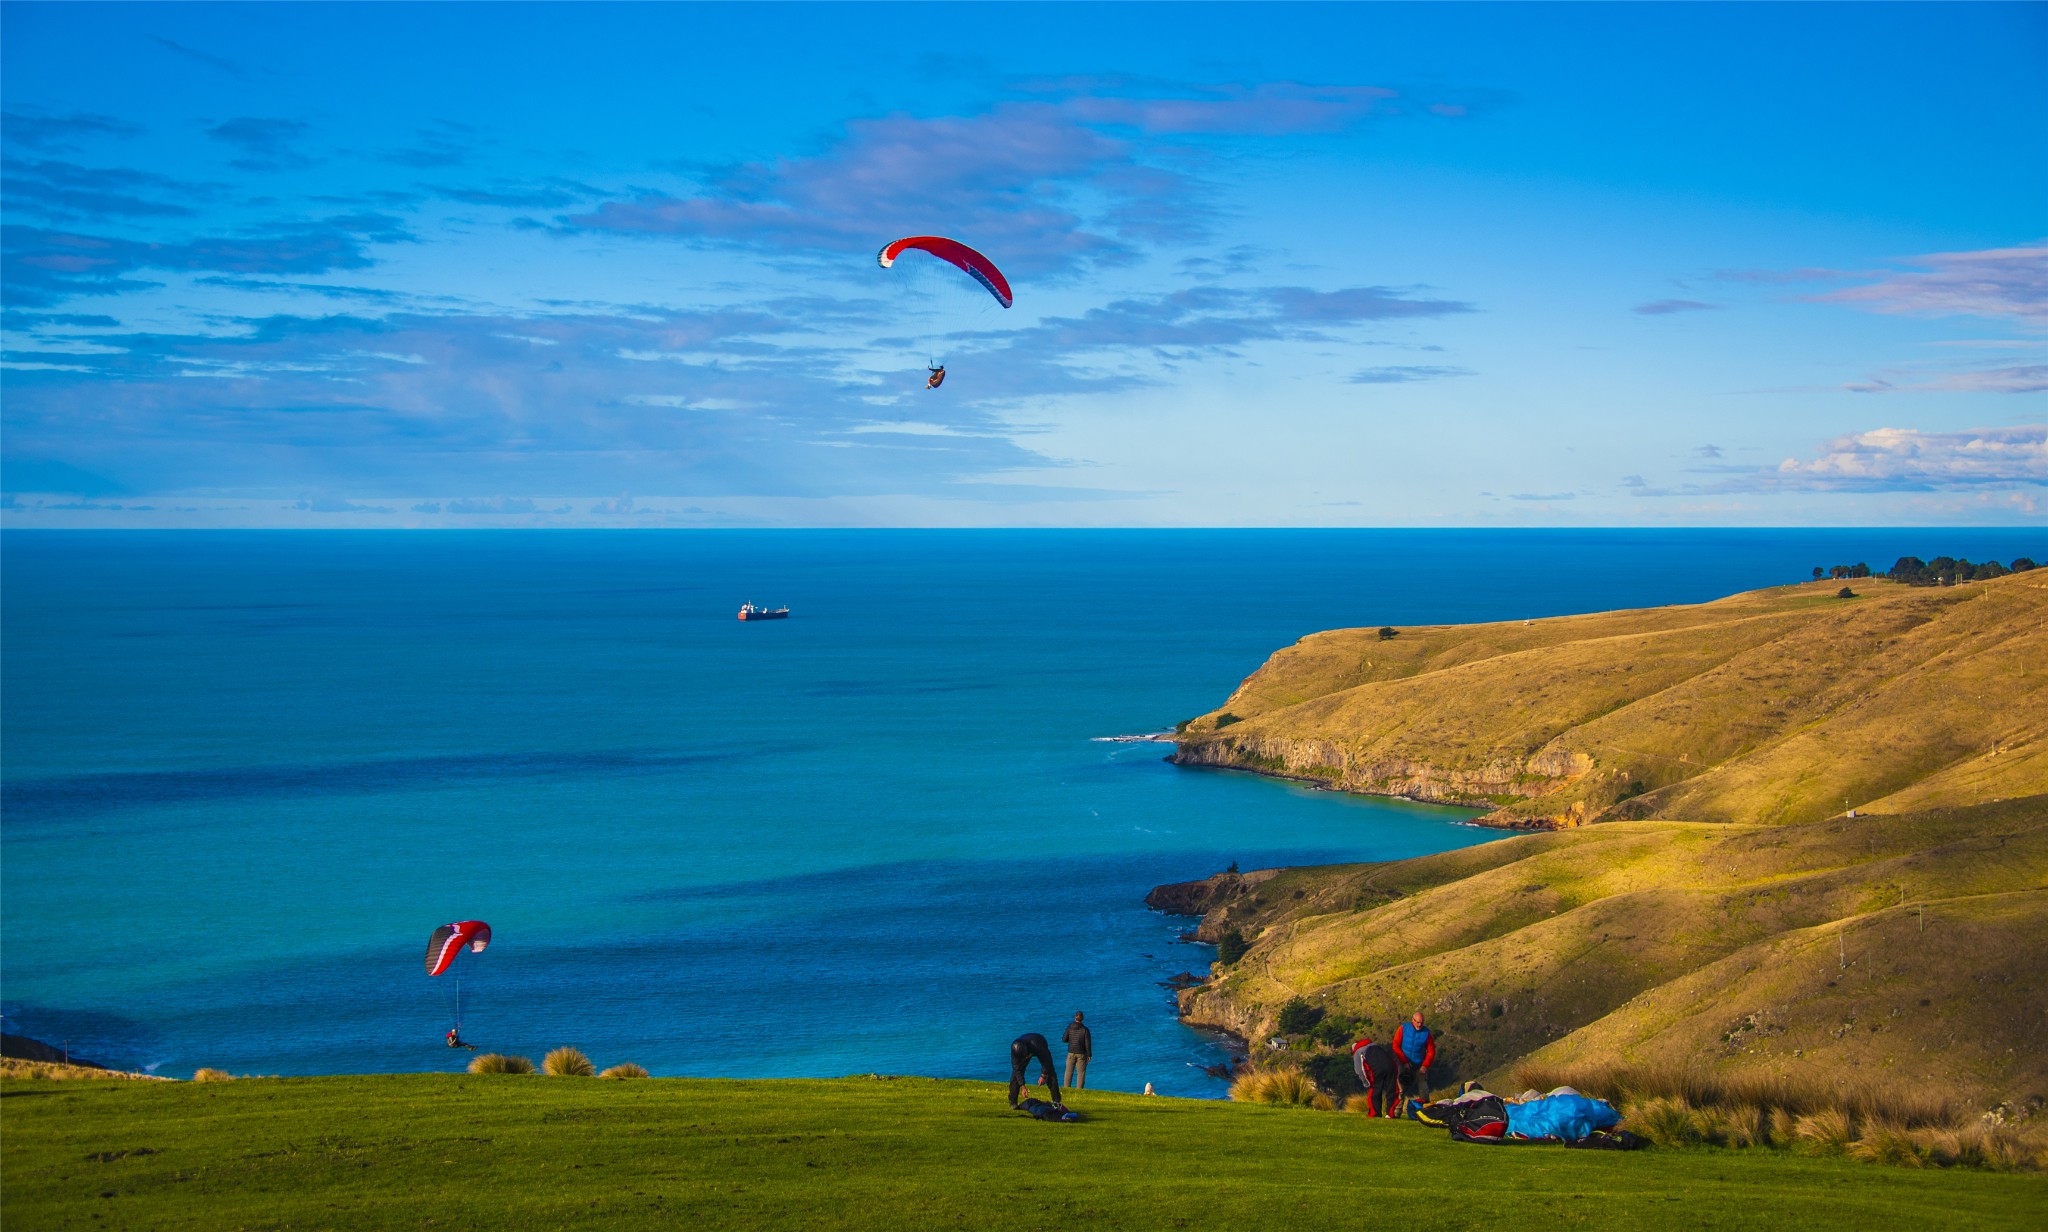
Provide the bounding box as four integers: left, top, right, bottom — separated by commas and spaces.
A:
206, 117, 314, 172
0, 302, 1057, 499
380, 122, 484, 169
1633, 298, 1719, 315
1814, 244, 2047, 323
1, 108, 144, 151
1349, 364, 1472, 383
1846, 364, 2048, 395
148, 35, 249, 79
3, 215, 411, 306
293, 495, 390, 513
2, 158, 214, 220
566, 79, 1463, 275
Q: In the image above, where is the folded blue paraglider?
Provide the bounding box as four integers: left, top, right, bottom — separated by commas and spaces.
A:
1503, 1093, 1622, 1141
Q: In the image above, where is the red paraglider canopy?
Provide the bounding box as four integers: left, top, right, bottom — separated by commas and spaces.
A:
877, 236, 1013, 308
425, 920, 491, 977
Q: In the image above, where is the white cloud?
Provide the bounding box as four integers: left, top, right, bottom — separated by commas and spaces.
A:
1773, 425, 2046, 490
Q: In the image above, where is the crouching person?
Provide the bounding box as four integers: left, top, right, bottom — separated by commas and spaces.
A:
1009, 1032, 1062, 1109
1350, 1035, 1397, 1116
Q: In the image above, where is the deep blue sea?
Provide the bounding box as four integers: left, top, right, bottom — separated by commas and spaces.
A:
3, 530, 2040, 1095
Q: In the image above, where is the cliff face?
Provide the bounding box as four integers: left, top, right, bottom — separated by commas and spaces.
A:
1172, 574, 2048, 828
1143, 867, 1280, 922
1173, 738, 1592, 824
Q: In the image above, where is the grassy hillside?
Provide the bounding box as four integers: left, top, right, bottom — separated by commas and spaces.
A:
1174, 574, 2048, 826
1167, 796, 2047, 1112
1160, 573, 2047, 1115
4, 1073, 2044, 1230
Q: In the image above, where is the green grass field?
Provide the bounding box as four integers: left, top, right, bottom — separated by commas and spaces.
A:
4, 1074, 2043, 1230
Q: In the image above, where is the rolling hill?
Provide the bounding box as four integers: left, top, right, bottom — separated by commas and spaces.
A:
1160, 573, 2048, 1113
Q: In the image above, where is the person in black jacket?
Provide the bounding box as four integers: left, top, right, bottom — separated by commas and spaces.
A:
1350, 1036, 1397, 1116
1062, 1011, 1092, 1089
1009, 1032, 1061, 1108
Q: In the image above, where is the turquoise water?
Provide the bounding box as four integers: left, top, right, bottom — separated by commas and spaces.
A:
3, 530, 2039, 1094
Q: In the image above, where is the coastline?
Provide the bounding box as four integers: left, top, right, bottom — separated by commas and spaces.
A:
1165, 752, 1523, 827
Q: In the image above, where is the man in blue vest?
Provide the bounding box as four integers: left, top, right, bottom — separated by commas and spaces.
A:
1391, 1009, 1436, 1116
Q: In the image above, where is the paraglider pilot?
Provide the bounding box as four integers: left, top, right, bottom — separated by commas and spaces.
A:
926, 365, 946, 390
1009, 1032, 1062, 1109
446, 1028, 475, 1051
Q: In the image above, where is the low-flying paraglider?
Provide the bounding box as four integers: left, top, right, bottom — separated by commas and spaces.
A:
425, 920, 491, 977
877, 236, 1011, 387
426, 920, 491, 1048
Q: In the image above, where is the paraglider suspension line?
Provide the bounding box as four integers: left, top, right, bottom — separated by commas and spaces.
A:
454, 978, 462, 1032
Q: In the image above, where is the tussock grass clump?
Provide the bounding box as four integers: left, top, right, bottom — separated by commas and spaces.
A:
1627, 1097, 1706, 1147
1849, 1120, 1929, 1168
543, 1047, 596, 1077
1512, 1061, 1954, 1128
468, 1053, 535, 1075
599, 1063, 649, 1080
1228, 1067, 1334, 1110
192, 1068, 234, 1083
1518, 1059, 2043, 1170
1793, 1108, 1857, 1156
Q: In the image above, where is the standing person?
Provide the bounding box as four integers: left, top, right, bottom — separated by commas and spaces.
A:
1062, 1011, 1092, 1090
1009, 1032, 1062, 1109
1391, 1009, 1436, 1115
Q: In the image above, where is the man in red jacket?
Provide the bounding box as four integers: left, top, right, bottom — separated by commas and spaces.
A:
1391, 1009, 1436, 1116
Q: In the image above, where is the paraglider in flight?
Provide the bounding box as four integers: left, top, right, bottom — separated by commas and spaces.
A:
878, 237, 1010, 388
426, 920, 491, 1049
877, 236, 1013, 308
425, 920, 491, 977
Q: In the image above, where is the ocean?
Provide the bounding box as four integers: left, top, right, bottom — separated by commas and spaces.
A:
3, 529, 2039, 1095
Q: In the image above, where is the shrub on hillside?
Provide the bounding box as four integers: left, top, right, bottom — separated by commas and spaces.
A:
599, 1063, 650, 1080
1308, 1016, 1355, 1049
192, 1068, 233, 1083
1215, 929, 1248, 965
1302, 1049, 1362, 1096
1275, 997, 1324, 1035
543, 1047, 596, 1077
468, 1053, 535, 1075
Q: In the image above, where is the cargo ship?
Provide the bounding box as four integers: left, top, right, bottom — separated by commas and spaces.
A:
737, 603, 789, 621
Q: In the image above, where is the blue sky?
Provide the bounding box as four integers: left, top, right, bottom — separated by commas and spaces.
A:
2, 1, 2043, 527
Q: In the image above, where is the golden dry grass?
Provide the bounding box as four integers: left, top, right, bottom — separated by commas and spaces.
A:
1227, 1067, 1334, 1109
600, 1063, 650, 1079
191, 1068, 234, 1083
0, 1058, 166, 1082
1171, 796, 2048, 1116
1175, 574, 2048, 826
468, 1053, 536, 1075
543, 1047, 596, 1077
